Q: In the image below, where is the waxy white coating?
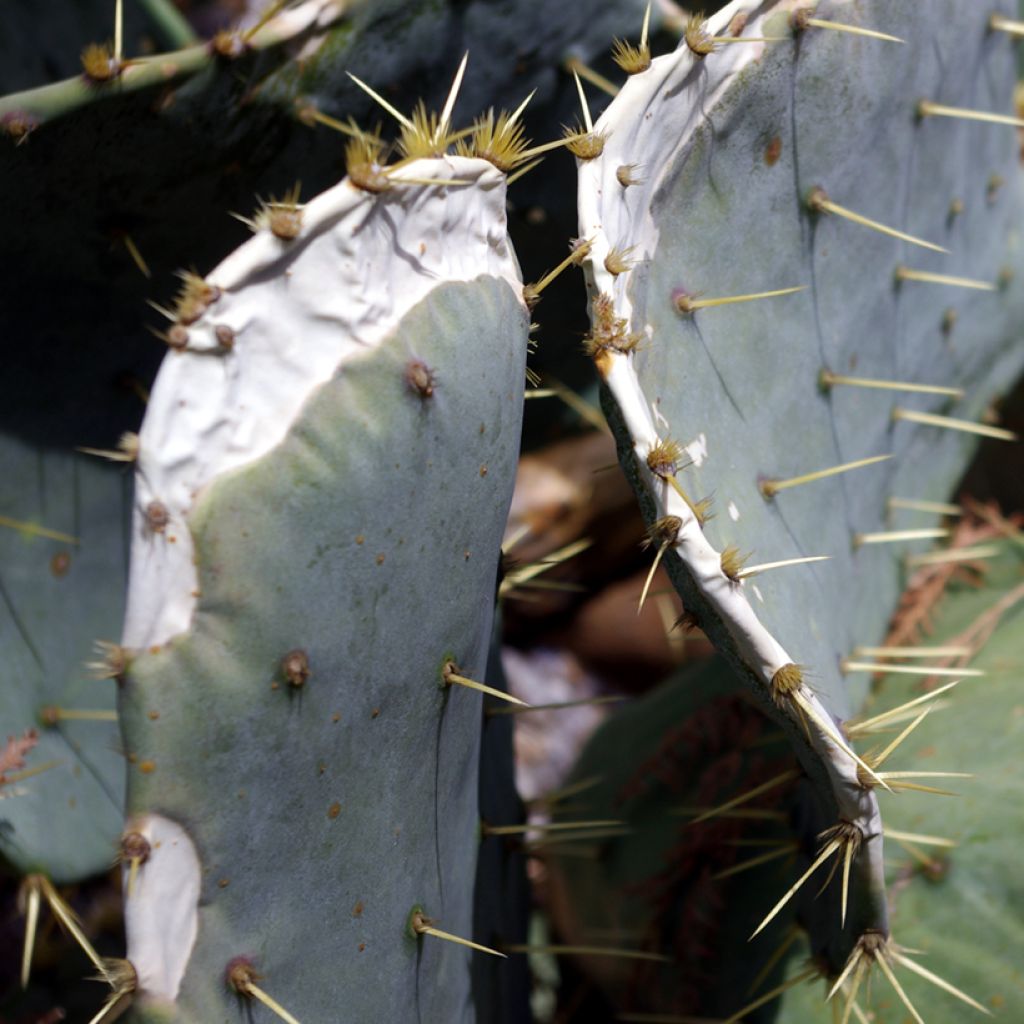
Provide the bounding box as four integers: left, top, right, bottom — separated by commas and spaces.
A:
122, 814, 201, 1001
123, 158, 521, 651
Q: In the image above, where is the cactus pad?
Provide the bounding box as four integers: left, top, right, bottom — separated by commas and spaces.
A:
577, 0, 1024, 991
118, 158, 529, 1020
0, 440, 127, 881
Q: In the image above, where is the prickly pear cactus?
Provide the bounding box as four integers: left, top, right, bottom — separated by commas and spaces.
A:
117, 157, 529, 1021
576, 0, 1024, 1009
0, 440, 126, 882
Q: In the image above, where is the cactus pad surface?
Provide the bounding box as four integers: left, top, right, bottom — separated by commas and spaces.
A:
577, 0, 1024, 989
118, 157, 530, 1021
0, 440, 126, 881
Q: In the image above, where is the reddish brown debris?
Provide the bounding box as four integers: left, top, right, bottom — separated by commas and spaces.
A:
0, 729, 39, 784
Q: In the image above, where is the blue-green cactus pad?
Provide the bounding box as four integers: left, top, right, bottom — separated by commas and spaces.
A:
121, 276, 528, 1021
0, 441, 126, 881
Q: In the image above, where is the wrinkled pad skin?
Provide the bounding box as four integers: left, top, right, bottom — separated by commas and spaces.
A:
120, 278, 528, 1022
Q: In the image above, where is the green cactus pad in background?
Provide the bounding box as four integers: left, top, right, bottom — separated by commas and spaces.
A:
547, 653, 803, 1021
577, 0, 1024, 990
117, 156, 529, 1021
0, 440, 127, 882
779, 532, 1024, 1021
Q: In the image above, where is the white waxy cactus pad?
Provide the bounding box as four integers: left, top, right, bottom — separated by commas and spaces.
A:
118, 155, 530, 1021
125, 157, 520, 649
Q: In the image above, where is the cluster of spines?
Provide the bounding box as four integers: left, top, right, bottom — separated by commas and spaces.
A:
320, 54, 598, 199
